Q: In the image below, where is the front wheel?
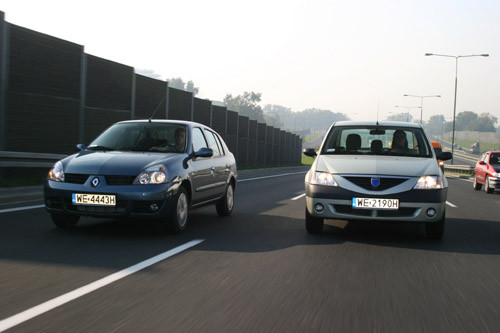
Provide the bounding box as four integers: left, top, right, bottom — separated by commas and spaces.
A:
305, 208, 323, 233
473, 175, 482, 190
51, 213, 80, 229
485, 176, 494, 194
425, 211, 445, 239
216, 183, 234, 217
167, 187, 189, 233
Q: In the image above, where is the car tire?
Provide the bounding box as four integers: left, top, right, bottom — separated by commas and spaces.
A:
51, 213, 79, 229
167, 186, 189, 233
485, 176, 494, 194
425, 211, 445, 239
216, 182, 234, 217
473, 175, 482, 190
305, 208, 323, 233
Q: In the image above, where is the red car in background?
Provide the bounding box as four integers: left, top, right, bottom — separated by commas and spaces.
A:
473, 151, 500, 193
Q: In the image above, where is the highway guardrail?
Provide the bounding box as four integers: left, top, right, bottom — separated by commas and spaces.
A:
0, 151, 67, 168
444, 164, 473, 176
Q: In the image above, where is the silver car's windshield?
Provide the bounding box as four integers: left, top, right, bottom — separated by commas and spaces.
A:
321, 126, 432, 158
88, 123, 187, 153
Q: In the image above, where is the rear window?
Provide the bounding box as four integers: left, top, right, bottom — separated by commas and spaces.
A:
321, 126, 432, 157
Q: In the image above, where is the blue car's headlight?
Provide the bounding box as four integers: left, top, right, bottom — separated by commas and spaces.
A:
134, 164, 168, 185
48, 161, 64, 182
414, 176, 443, 189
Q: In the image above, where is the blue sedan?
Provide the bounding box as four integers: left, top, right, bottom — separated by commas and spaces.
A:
44, 120, 237, 233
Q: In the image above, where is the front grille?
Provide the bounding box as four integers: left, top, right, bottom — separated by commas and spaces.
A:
343, 176, 408, 191
65, 173, 89, 184
333, 204, 416, 217
105, 175, 136, 185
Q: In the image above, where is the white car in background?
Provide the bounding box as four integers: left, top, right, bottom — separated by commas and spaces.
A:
303, 121, 452, 239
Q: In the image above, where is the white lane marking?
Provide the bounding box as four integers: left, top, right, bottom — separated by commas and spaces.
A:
238, 171, 306, 182
291, 193, 306, 200
0, 239, 205, 332
446, 201, 458, 208
0, 204, 45, 214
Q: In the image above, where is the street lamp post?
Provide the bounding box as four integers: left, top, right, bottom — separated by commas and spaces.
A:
394, 105, 421, 122
425, 53, 489, 164
403, 94, 441, 124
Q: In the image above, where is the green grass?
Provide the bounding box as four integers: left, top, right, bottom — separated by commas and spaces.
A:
301, 154, 315, 166
454, 139, 500, 152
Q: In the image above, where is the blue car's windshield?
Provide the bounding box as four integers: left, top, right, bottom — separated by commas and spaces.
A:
88, 123, 187, 153
321, 126, 432, 158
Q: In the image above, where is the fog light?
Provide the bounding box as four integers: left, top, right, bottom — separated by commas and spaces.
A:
314, 203, 324, 212
150, 204, 159, 211
426, 208, 436, 217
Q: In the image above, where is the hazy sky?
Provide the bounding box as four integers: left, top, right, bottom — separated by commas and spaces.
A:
1, 0, 499, 123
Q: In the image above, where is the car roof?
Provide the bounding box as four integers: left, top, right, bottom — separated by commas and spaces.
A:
332, 120, 422, 128
116, 119, 208, 128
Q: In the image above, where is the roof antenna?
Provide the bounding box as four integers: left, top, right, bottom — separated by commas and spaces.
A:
148, 94, 167, 122
376, 99, 380, 126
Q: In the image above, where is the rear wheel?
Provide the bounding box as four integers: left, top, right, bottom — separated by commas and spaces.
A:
473, 175, 482, 190
485, 176, 494, 194
305, 208, 323, 233
51, 213, 79, 229
425, 211, 445, 239
216, 182, 234, 217
167, 187, 189, 233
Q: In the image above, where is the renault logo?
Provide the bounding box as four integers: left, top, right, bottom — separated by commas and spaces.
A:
91, 177, 100, 187
371, 177, 380, 188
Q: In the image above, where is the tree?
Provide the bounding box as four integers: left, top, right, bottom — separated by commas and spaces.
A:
136, 69, 162, 80
425, 114, 446, 135
167, 77, 199, 96
386, 113, 413, 122
223, 92, 265, 122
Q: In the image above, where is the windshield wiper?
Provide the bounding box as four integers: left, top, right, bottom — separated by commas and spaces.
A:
87, 145, 115, 151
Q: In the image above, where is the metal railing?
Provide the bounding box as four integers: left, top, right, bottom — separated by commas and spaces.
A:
0, 151, 67, 168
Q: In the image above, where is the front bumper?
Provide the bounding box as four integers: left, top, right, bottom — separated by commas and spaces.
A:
488, 176, 500, 189
306, 183, 447, 223
44, 179, 179, 218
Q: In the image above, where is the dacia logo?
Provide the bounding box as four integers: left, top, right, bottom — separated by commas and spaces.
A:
371, 177, 380, 188
91, 177, 100, 187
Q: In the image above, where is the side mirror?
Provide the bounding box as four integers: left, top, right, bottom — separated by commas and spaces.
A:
75, 144, 86, 152
303, 148, 317, 157
437, 152, 452, 161
193, 147, 213, 158
478, 160, 486, 165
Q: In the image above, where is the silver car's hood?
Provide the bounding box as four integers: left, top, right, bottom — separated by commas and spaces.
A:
315, 154, 439, 176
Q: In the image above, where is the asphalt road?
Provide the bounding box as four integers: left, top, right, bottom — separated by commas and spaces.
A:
1, 168, 500, 332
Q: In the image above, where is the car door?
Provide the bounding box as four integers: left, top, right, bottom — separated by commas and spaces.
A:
189, 127, 216, 204
203, 129, 227, 198
477, 153, 488, 183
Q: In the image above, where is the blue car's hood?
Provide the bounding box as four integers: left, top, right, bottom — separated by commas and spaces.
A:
62, 151, 180, 175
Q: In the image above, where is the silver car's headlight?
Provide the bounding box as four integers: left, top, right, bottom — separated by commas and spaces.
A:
48, 161, 64, 182
134, 164, 168, 185
309, 171, 338, 186
414, 176, 443, 189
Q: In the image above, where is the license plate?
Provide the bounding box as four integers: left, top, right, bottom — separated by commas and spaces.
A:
72, 193, 116, 206
352, 197, 399, 210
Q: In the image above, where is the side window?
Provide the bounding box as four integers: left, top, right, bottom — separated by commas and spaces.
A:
214, 133, 226, 155
204, 130, 221, 156
192, 128, 208, 152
